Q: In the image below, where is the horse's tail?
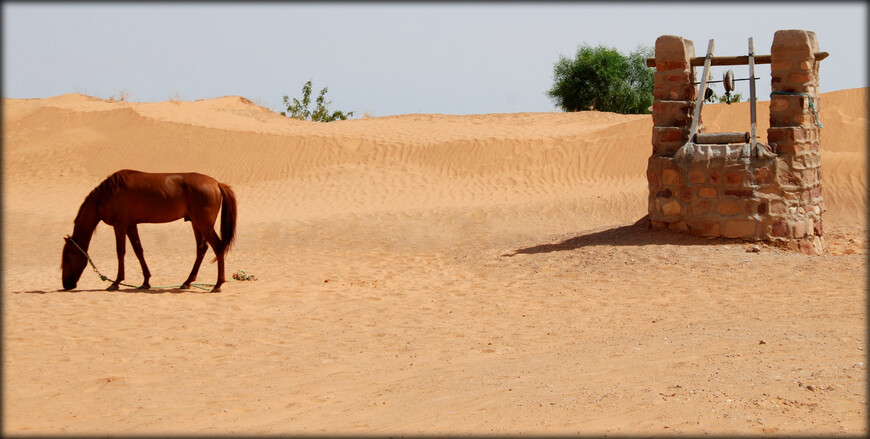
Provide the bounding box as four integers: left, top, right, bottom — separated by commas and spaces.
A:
217, 183, 237, 258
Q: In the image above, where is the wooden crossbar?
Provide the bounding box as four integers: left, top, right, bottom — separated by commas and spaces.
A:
646, 51, 828, 68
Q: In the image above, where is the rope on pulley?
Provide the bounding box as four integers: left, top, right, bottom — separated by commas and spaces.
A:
723, 70, 735, 93
723, 70, 735, 104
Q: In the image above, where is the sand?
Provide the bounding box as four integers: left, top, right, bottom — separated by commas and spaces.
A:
3, 88, 866, 435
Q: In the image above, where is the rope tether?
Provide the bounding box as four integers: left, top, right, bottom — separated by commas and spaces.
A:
66, 236, 218, 291
770, 91, 824, 128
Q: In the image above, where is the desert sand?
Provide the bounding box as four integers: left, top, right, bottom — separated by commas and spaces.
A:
3, 88, 866, 435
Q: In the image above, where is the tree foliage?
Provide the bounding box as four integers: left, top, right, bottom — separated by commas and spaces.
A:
281, 80, 353, 122
706, 89, 744, 104
547, 44, 654, 114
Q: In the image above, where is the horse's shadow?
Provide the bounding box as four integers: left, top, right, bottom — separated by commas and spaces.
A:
13, 287, 211, 295
503, 216, 743, 257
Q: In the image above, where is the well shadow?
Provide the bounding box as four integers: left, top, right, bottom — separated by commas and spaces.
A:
504, 216, 747, 257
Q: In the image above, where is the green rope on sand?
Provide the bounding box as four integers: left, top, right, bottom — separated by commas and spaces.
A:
232, 270, 257, 281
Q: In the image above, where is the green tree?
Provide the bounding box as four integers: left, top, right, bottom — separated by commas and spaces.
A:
547, 44, 654, 114
706, 90, 744, 104
281, 80, 354, 122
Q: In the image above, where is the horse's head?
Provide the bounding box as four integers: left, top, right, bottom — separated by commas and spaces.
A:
61, 235, 87, 290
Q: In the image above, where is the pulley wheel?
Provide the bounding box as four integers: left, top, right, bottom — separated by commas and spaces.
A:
723, 70, 735, 93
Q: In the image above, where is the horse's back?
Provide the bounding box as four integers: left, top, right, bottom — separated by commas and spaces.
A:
111, 170, 220, 193
97, 170, 223, 225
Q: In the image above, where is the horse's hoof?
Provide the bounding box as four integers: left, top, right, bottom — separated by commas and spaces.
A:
210, 287, 222, 293
138, 285, 151, 290
180, 283, 191, 289
106, 284, 119, 291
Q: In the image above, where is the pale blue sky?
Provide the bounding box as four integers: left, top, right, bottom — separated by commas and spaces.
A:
3, 2, 866, 116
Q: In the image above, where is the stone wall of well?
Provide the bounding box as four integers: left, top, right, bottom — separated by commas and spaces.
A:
646, 30, 825, 254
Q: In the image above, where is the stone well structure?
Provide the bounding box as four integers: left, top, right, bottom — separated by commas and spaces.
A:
646, 30, 827, 254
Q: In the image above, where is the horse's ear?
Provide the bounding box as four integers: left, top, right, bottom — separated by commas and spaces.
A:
64, 235, 70, 242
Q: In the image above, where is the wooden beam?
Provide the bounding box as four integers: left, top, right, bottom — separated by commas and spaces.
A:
646, 51, 828, 68
748, 37, 758, 145
688, 40, 715, 146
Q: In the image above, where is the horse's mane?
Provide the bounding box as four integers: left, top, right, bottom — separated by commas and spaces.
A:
73, 170, 138, 224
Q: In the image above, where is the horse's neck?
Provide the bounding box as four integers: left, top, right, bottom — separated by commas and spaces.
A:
71, 197, 100, 249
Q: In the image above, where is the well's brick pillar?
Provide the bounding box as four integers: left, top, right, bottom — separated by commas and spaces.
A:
767, 29, 824, 254
651, 35, 697, 156
648, 36, 696, 232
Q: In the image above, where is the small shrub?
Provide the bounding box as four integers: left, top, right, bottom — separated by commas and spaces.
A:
107, 90, 130, 102
281, 81, 353, 122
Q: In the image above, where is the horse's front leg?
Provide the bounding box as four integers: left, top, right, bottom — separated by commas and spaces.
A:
127, 225, 151, 289
108, 225, 126, 290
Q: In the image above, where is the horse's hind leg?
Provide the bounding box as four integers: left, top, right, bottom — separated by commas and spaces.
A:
181, 226, 208, 289
198, 227, 226, 293
126, 225, 151, 289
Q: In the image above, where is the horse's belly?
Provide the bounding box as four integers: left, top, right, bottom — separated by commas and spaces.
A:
136, 212, 186, 224
101, 198, 187, 225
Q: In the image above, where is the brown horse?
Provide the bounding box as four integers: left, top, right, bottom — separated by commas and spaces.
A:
61, 169, 237, 292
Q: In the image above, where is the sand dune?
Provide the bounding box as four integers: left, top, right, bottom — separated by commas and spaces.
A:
3, 88, 866, 435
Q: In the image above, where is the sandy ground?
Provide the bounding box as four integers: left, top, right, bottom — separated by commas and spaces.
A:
2, 88, 867, 435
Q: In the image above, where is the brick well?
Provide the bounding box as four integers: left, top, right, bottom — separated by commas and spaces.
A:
646, 30, 825, 254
